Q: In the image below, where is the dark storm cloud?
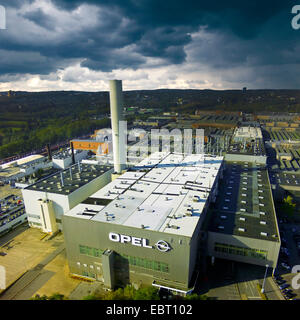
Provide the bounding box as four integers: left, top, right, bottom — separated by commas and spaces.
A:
51, 0, 292, 38
22, 8, 56, 30
0, 0, 299, 88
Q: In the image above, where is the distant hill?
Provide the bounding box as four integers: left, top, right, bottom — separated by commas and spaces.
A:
1, 89, 300, 117
0, 88, 300, 160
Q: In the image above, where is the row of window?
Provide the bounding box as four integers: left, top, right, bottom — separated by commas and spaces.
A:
79, 245, 169, 273
118, 254, 169, 273
79, 245, 104, 257
82, 271, 96, 279
214, 242, 267, 260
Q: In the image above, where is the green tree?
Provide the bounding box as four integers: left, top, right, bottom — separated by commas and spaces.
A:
184, 293, 210, 300
132, 286, 159, 300
31, 293, 66, 300
282, 195, 296, 219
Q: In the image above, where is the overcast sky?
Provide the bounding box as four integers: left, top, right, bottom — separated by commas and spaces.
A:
0, 0, 299, 91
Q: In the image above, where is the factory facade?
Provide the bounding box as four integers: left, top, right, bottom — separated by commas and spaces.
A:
59, 80, 281, 294
63, 151, 224, 293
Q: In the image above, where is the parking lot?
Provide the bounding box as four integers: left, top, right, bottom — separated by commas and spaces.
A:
272, 222, 300, 300
0, 185, 22, 200
0, 227, 65, 293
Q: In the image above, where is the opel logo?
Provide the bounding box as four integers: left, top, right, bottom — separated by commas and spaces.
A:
155, 240, 171, 252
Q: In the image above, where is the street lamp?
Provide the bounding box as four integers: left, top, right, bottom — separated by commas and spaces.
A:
261, 264, 269, 294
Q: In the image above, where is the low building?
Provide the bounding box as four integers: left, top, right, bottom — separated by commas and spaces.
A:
233, 126, 263, 142
22, 163, 114, 233
52, 149, 89, 170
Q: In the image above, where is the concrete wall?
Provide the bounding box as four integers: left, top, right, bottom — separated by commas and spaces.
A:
207, 231, 280, 268
63, 215, 195, 290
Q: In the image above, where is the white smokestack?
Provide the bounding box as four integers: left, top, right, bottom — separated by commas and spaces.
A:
109, 80, 126, 173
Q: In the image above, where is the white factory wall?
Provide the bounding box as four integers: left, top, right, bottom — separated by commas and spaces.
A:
22, 189, 70, 229
52, 150, 88, 169
20, 161, 52, 175
22, 168, 113, 232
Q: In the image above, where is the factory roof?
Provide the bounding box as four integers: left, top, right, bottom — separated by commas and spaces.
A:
233, 126, 263, 139
1, 154, 45, 169
65, 152, 224, 237
25, 163, 113, 195
269, 171, 300, 187
52, 148, 86, 160
207, 160, 279, 242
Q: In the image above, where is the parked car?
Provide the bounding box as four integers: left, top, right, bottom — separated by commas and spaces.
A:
279, 283, 290, 290
282, 289, 292, 294
285, 293, 296, 299
281, 263, 291, 271
276, 279, 286, 285
274, 275, 283, 281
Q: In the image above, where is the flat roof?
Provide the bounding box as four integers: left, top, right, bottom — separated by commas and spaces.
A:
1, 155, 45, 169
207, 160, 279, 242
67, 152, 224, 237
270, 171, 300, 187
25, 163, 113, 195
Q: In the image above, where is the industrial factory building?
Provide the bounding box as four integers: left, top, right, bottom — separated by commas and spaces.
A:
63, 151, 224, 293
206, 160, 281, 269
22, 162, 113, 233
40, 79, 279, 295
52, 148, 89, 170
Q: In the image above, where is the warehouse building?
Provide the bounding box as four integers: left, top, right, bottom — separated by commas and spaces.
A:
22, 162, 113, 233
205, 160, 281, 269
63, 151, 224, 294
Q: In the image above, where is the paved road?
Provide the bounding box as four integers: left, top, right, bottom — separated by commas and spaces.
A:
0, 224, 29, 248
0, 243, 65, 300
